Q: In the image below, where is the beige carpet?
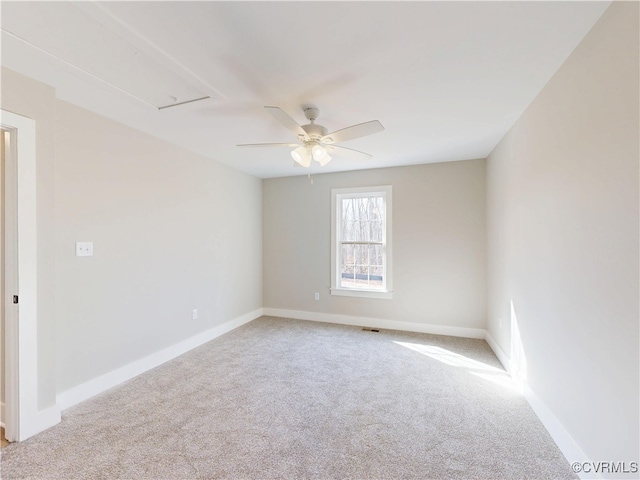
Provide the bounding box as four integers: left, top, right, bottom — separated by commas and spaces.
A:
1, 316, 576, 479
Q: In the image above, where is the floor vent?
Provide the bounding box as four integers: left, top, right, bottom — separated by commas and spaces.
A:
362, 327, 380, 332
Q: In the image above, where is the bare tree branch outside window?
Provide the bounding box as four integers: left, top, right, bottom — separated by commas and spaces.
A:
339, 195, 385, 290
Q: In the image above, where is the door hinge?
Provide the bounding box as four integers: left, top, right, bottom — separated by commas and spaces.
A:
13, 295, 18, 304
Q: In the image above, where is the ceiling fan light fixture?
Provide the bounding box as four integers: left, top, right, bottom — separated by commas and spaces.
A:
291, 146, 311, 167
311, 143, 326, 161
240, 106, 384, 169
318, 153, 332, 167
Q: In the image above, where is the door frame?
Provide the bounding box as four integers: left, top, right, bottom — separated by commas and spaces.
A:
1, 109, 39, 441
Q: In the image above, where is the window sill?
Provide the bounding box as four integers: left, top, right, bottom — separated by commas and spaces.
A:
330, 288, 394, 300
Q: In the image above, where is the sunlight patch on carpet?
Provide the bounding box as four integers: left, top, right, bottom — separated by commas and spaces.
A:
393, 341, 517, 391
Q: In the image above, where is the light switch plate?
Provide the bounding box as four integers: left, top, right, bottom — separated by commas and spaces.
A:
76, 242, 94, 257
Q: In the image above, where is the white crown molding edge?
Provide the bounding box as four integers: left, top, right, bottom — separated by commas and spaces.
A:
0, 29, 157, 111
73, 2, 226, 102
56, 308, 263, 411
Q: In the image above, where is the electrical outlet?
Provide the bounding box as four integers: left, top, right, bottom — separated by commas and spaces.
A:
314, 292, 320, 301
192, 309, 198, 320
76, 241, 94, 257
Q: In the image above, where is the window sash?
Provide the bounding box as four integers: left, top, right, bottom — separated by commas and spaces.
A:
338, 241, 385, 291
339, 241, 383, 245
331, 186, 392, 298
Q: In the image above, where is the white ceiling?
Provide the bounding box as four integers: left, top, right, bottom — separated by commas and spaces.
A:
1, 1, 610, 178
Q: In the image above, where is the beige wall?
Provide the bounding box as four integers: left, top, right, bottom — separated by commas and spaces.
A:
486, 1, 639, 468
1, 67, 263, 399
1, 68, 57, 410
263, 160, 486, 330
54, 100, 263, 392
2, 2, 637, 463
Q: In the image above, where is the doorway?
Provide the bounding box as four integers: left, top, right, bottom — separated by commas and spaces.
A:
1, 128, 8, 446
0, 109, 52, 442
1, 125, 18, 444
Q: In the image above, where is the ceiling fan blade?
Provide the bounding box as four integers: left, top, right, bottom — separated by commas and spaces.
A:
322, 120, 384, 144
237, 142, 299, 148
325, 145, 373, 161
264, 106, 310, 141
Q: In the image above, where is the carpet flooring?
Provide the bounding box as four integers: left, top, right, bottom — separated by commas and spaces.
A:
0, 316, 577, 479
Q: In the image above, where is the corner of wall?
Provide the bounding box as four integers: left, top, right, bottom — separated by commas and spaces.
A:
484, 330, 510, 373
56, 309, 263, 411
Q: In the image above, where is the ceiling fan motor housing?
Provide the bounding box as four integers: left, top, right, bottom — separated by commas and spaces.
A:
300, 107, 327, 141
302, 122, 328, 140
304, 107, 319, 121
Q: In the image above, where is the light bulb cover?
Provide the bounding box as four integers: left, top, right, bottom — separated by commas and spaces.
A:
291, 146, 311, 167
311, 144, 326, 161
318, 153, 332, 167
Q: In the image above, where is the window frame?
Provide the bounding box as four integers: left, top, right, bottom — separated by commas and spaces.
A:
330, 185, 393, 299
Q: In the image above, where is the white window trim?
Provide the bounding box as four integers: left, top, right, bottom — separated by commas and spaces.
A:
331, 185, 393, 300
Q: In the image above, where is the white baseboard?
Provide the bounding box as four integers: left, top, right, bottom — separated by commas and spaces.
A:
21, 404, 61, 441
56, 308, 263, 411
0, 400, 60, 441
484, 330, 594, 479
0, 400, 61, 442
51, 306, 594, 480
262, 308, 486, 339
484, 331, 511, 373
523, 384, 596, 479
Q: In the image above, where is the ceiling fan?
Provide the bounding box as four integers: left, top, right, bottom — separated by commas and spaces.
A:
237, 106, 384, 168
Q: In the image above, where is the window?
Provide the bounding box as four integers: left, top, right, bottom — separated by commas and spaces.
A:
331, 186, 392, 299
